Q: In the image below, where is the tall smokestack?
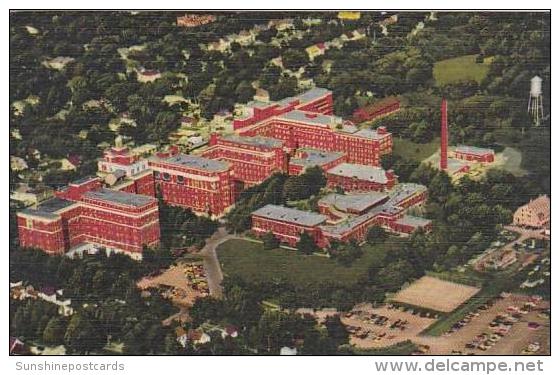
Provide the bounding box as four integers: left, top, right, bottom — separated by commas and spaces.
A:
440, 98, 448, 170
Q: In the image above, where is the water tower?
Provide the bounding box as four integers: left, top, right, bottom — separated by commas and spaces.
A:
528, 76, 544, 126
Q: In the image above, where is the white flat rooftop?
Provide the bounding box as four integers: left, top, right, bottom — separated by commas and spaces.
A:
455, 145, 494, 156
252, 204, 327, 227
327, 163, 388, 183
319, 192, 388, 213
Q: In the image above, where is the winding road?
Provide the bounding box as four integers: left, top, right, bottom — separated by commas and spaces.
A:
197, 227, 235, 298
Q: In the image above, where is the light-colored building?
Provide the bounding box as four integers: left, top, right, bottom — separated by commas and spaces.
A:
10, 156, 28, 172
136, 68, 161, 83
207, 38, 230, 52
58, 158, 78, 171
513, 195, 550, 229
10, 184, 53, 206
42, 56, 75, 70
254, 88, 270, 103
280, 347, 298, 355
131, 144, 158, 157
305, 42, 327, 61
338, 11, 361, 20
268, 19, 294, 31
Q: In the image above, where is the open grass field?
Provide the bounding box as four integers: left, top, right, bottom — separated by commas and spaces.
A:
496, 147, 528, 177
393, 137, 441, 162
216, 238, 388, 286
433, 54, 492, 86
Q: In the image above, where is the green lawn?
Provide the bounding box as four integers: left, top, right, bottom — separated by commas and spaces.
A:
433, 54, 492, 86
216, 238, 388, 286
499, 147, 528, 177
393, 137, 441, 162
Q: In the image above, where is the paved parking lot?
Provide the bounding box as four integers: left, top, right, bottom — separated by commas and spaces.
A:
341, 304, 436, 349
414, 294, 550, 355
340, 294, 549, 355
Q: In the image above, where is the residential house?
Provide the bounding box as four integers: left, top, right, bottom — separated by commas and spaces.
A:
187, 329, 211, 345
268, 19, 294, 31
280, 346, 298, 355
338, 11, 361, 20
137, 68, 162, 83
221, 325, 239, 339
180, 116, 197, 127
43, 56, 75, 70
305, 42, 327, 61
131, 144, 157, 157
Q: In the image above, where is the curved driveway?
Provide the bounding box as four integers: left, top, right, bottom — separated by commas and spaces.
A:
198, 227, 235, 298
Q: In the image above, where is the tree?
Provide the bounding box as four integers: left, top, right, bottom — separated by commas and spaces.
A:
254, 310, 297, 353
224, 283, 263, 328
377, 259, 415, 290
225, 173, 288, 232
441, 244, 464, 269
164, 332, 181, 354
366, 226, 388, 245
234, 81, 256, 103
301, 166, 326, 197
43, 316, 67, 345
282, 166, 326, 201
64, 312, 105, 354
410, 164, 439, 186
282, 175, 306, 201
281, 49, 308, 71
198, 83, 217, 120
158, 203, 218, 249
268, 76, 298, 101
105, 82, 139, 113
258, 64, 282, 88
122, 324, 145, 355
406, 121, 431, 143
297, 232, 318, 255
328, 240, 363, 266
262, 231, 280, 250
428, 171, 453, 203
324, 315, 349, 348
189, 297, 226, 327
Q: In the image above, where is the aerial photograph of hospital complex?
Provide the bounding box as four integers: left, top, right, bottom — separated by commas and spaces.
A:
9, 10, 550, 356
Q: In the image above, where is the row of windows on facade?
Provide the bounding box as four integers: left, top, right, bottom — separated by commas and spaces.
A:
154, 171, 221, 189
256, 126, 388, 144
254, 219, 311, 234
209, 148, 279, 159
